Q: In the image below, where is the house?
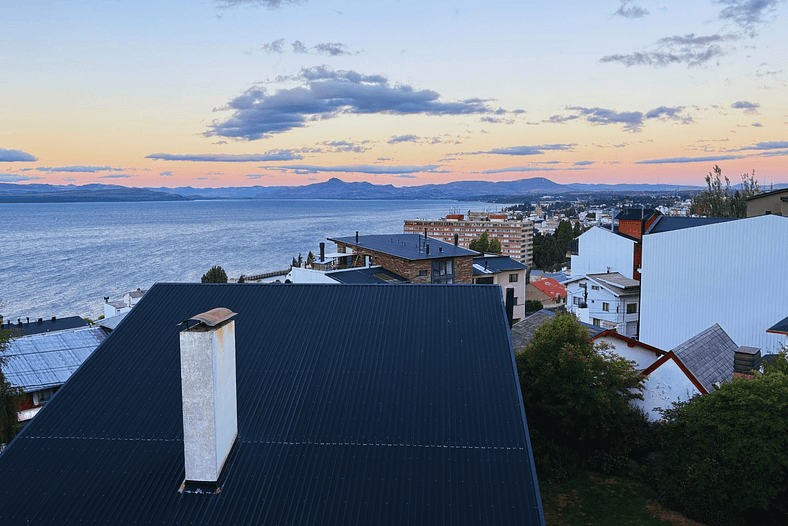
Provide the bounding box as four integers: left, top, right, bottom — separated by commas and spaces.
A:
329, 233, 477, 284
472, 255, 527, 321
670, 323, 738, 393
526, 278, 566, 309
591, 329, 665, 370
103, 288, 148, 319
767, 315, 788, 347
0, 283, 545, 525
0, 315, 88, 336
746, 187, 788, 217
511, 309, 602, 353
1, 325, 109, 425
565, 272, 640, 337
640, 214, 788, 354
570, 226, 638, 280
284, 265, 409, 284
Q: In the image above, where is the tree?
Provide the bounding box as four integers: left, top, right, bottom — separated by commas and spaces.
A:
649, 368, 788, 526
515, 313, 644, 454
237, 275, 245, 284
201, 265, 228, 283
488, 238, 502, 254
469, 231, 489, 253
1, 328, 24, 444
523, 299, 543, 313
691, 165, 760, 218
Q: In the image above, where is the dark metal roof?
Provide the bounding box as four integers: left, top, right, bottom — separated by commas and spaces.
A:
329, 234, 478, 261
473, 256, 526, 276
325, 266, 410, 284
767, 315, 788, 335
615, 208, 659, 221
2, 315, 88, 336
646, 216, 736, 234
0, 283, 545, 526
1, 326, 109, 392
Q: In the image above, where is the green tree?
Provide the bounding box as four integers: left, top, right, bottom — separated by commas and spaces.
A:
691, 165, 760, 218
469, 231, 489, 253
1, 328, 24, 444
237, 275, 245, 284
515, 313, 644, 455
649, 368, 788, 526
201, 265, 228, 283
488, 238, 502, 254
523, 299, 543, 313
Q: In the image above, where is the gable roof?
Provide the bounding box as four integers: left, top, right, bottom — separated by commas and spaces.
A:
591, 329, 665, 357
615, 208, 659, 221
473, 255, 526, 275
530, 278, 566, 300
586, 272, 640, 292
641, 351, 708, 395
329, 234, 477, 261
645, 216, 736, 234
2, 315, 88, 336
511, 309, 602, 352
766, 315, 788, 335
325, 266, 409, 284
671, 323, 738, 392
0, 283, 544, 526
1, 326, 109, 392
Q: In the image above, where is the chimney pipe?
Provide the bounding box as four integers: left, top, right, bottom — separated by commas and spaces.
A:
426, 243, 430, 255
179, 308, 238, 485
424, 228, 428, 238
355, 231, 359, 243
454, 233, 459, 246
319, 242, 325, 262
505, 288, 515, 328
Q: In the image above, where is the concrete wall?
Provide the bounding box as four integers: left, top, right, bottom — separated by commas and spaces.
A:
571, 227, 635, 279
634, 357, 702, 421
595, 334, 662, 370
747, 190, 788, 217
640, 215, 788, 354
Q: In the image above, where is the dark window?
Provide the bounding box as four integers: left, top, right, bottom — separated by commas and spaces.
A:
509, 273, 518, 283
432, 259, 455, 284
602, 302, 610, 312
419, 269, 428, 276
627, 303, 637, 314
475, 277, 494, 284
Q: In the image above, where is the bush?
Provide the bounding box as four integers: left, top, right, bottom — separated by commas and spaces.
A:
523, 300, 543, 313
647, 370, 788, 526
201, 266, 228, 283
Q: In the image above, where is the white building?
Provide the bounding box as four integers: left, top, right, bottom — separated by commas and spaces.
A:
570, 226, 636, 279
640, 214, 788, 354
472, 256, 527, 322
565, 272, 640, 337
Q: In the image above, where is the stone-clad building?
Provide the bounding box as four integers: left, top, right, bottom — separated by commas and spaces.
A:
328, 233, 477, 284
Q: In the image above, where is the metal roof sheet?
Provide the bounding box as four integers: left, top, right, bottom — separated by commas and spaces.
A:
587, 272, 640, 290
473, 256, 526, 274
767, 315, 788, 335
615, 208, 659, 221
0, 283, 545, 526
646, 216, 736, 234
329, 234, 478, 260
325, 266, 409, 284
2, 315, 88, 336
1, 326, 109, 392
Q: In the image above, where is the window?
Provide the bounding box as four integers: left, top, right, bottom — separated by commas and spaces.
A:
573, 296, 583, 305
475, 277, 494, 284
602, 302, 610, 312
509, 273, 518, 283
591, 285, 600, 291
419, 269, 428, 276
627, 303, 637, 314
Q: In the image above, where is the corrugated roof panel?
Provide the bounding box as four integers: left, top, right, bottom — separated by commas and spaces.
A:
0, 283, 544, 525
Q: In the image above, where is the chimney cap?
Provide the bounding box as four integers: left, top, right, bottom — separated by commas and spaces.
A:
179, 307, 237, 328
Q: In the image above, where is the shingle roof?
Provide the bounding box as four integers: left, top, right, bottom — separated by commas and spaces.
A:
510, 310, 601, 353
329, 234, 477, 260
1, 326, 109, 392
2, 315, 88, 336
473, 256, 526, 275
646, 216, 736, 234
0, 283, 545, 526
671, 323, 738, 392
325, 266, 409, 284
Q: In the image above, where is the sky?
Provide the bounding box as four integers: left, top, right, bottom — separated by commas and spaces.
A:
2, 0, 787, 188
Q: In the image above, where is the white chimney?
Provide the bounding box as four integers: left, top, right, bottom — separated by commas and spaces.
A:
179, 308, 238, 484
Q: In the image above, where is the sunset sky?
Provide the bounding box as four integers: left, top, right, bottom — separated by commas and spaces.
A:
2, 0, 787, 188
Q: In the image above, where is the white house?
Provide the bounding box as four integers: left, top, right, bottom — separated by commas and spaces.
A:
570, 226, 636, 279
473, 256, 527, 321
565, 272, 640, 337
640, 214, 788, 354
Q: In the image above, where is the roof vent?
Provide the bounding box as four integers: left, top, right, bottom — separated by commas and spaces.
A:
178, 308, 238, 488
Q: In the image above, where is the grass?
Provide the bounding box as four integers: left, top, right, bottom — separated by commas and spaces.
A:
541, 470, 706, 526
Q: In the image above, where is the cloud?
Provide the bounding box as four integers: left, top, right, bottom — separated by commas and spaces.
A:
751, 122, 763, 127
736, 141, 788, 151
544, 114, 579, 124
0, 173, 42, 182
635, 154, 744, 164
388, 134, 419, 144
731, 100, 760, 114
477, 166, 590, 174
395, 174, 417, 179
263, 39, 358, 56
62, 177, 75, 181
261, 164, 443, 175
245, 174, 272, 179
479, 116, 514, 124
574, 160, 596, 166
205, 66, 501, 140
471, 144, 576, 156
319, 140, 372, 153
159, 171, 173, 176
715, 0, 782, 33
100, 174, 136, 178
0, 148, 37, 162
145, 150, 305, 162
36, 165, 124, 173
615, 0, 649, 18
600, 33, 736, 68
555, 105, 690, 132
217, 0, 301, 8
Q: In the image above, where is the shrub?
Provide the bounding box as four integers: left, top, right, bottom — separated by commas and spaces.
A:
201, 266, 228, 283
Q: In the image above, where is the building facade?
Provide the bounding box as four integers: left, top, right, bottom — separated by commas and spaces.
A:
565, 272, 640, 337
404, 212, 534, 266
472, 256, 527, 321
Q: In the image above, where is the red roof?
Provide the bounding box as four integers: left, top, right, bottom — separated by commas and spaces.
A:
531, 278, 566, 300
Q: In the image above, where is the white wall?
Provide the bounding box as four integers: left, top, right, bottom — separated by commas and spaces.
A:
634, 357, 702, 421
571, 227, 635, 279
284, 267, 337, 284
640, 215, 788, 354
566, 279, 639, 334
595, 335, 661, 370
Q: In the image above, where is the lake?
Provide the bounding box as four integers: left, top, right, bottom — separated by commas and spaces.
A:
0, 199, 493, 319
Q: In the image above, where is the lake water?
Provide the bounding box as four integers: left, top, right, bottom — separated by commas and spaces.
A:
1, 199, 492, 320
